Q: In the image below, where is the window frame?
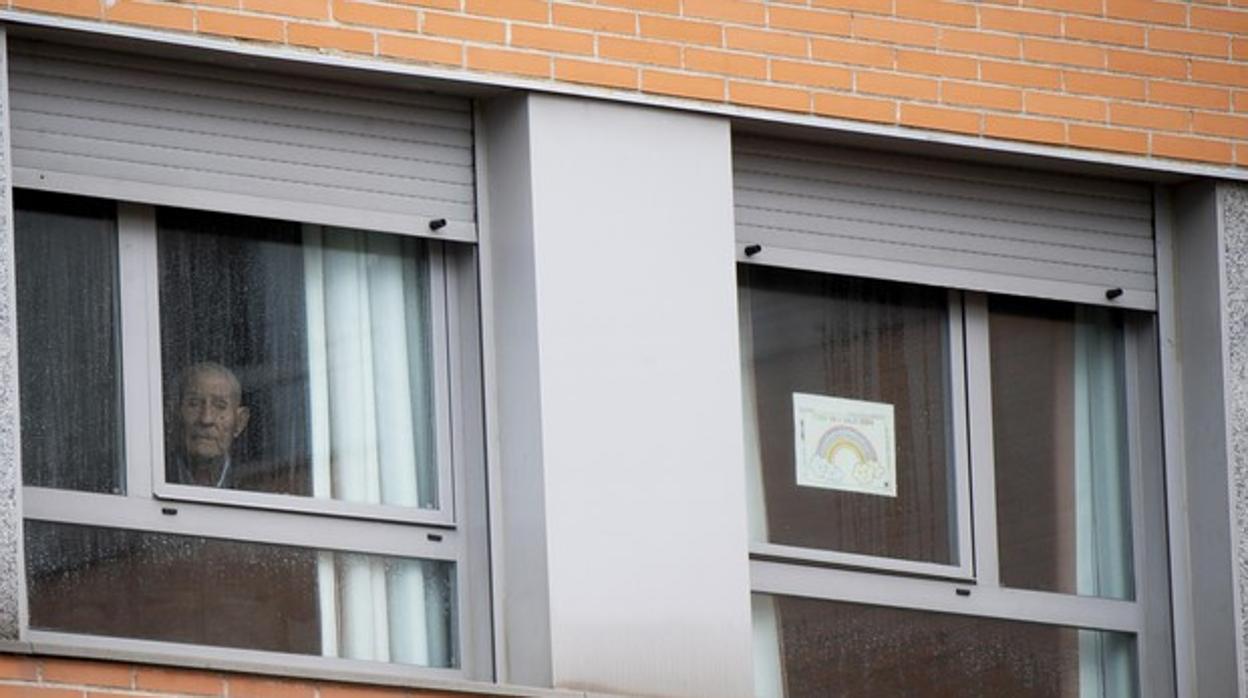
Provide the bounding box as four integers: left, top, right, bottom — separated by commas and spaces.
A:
16, 192, 492, 681
739, 252, 1175, 695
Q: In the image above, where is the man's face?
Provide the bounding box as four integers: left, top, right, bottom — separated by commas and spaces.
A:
179, 369, 250, 466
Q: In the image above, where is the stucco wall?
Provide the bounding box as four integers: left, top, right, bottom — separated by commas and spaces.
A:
0, 28, 20, 642
1222, 182, 1248, 695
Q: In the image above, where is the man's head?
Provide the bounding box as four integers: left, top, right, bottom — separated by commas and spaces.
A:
176, 362, 250, 469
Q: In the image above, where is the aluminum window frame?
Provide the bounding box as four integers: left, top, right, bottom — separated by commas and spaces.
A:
15, 190, 491, 681
738, 249, 1174, 696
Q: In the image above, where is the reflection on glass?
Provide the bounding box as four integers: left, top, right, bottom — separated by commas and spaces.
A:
752, 594, 1136, 698
158, 209, 439, 509
25, 520, 456, 667
990, 296, 1134, 600
15, 191, 123, 494
740, 266, 956, 565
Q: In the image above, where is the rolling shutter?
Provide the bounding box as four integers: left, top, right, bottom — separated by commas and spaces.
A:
9, 39, 477, 242
734, 135, 1156, 309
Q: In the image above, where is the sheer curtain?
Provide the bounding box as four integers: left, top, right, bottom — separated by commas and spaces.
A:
302, 226, 450, 667
1074, 307, 1134, 698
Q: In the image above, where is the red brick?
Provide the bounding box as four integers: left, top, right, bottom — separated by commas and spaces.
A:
852, 16, 939, 48
0, 687, 82, 698
683, 0, 765, 24
1063, 17, 1145, 48
1150, 81, 1231, 109
811, 38, 894, 67
980, 7, 1063, 37
1193, 60, 1248, 88
464, 0, 548, 23
984, 114, 1066, 143
942, 81, 1023, 111
466, 46, 551, 78
552, 5, 635, 34
771, 60, 852, 89
730, 81, 811, 112
896, 50, 977, 79
42, 659, 132, 688
685, 48, 767, 78
510, 25, 594, 56
332, 0, 418, 31
1105, 0, 1188, 25
1110, 102, 1191, 131
106, 1, 195, 30
1153, 134, 1234, 164
939, 29, 1020, 59
900, 103, 981, 134
135, 667, 224, 696
378, 34, 462, 65
0, 655, 38, 681
1193, 112, 1248, 139
1107, 49, 1187, 79
198, 10, 285, 41
555, 59, 638, 89
1024, 0, 1103, 12
641, 16, 723, 47
856, 70, 939, 100
244, 0, 327, 19
1069, 124, 1149, 154
813, 91, 896, 123
1023, 39, 1104, 68
598, 0, 677, 10
1148, 28, 1230, 59
1191, 6, 1248, 33
768, 6, 850, 36
226, 676, 315, 698
11, 0, 100, 17
642, 69, 725, 100
895, 0, 976, 27
725, 27, 807, 57
423, 12, 505, 42
811, 0, 892, 12
599, 37, 681, 67
288, 23, 374, 52
1026, 91, 1107, 120
1064, 71, 1146, 100
982, 60, 1063, 89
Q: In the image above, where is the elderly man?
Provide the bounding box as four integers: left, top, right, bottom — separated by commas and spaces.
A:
169, 362, 250, 488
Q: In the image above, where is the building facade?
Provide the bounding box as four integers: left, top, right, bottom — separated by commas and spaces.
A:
0, 1, 1245, 696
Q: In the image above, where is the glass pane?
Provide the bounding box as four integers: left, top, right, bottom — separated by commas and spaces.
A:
740, 266, 957, 565
25, 520, 456, 667
15, 191, 123, 494
157, 208, 439, 510
990, 296, 1134, 600
753, 594, 1136, 698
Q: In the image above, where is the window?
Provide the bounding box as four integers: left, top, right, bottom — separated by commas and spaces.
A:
739, 262, 1171, 697
16, 190, 488, 676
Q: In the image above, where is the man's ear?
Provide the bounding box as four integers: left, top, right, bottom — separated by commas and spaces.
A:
234, 406, 251, 437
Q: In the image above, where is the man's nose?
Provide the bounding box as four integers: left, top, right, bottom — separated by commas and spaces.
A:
196, 407, 217, 424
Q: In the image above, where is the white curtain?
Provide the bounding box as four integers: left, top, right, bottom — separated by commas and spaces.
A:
1073, 306, 1133, 697
303, 226, 450, 667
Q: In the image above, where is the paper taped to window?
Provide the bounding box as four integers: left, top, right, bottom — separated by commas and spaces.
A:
793, 393, 896, 497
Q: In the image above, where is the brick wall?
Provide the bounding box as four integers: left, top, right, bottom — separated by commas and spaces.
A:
0, 655, 491, 698
7, 0, 1248, 168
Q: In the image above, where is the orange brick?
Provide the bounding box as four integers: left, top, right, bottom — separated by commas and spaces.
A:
771, 60, 852, 89
942, 81, 1023, 110
856, 70, 939, 100
1068, 124, 1149, 154
552, 5, 635, 34
598, 36, 681, 67
423, 13, 505, 42
1153, 134, 1233, 164
641, 16, 722, 46
979, 7, 1063, 37
939, 29, 1020, 59
390, 0, 457, 8
642, 69, 725, 100
813, 91, 896, 123
1237, 143, 1248, 166
227, 676, 316, 698
1025, 91, 1106, 120
683, 0, 765, 24
378, 33, 462, 64
1193, 112, 1248, 139
812, 0, 892, 12
105, 0, 194, 29
1063, 17, 1145, 48
11, 0, 99, 18
1106, 49, 1186, 79
0, 655, 38, 681
1236, 91, 1248, 112
1063, 71, 1146, 100
318, 683, 412, 698
730, 81, 810, 112
467, 46, 551, 78
900, 103, 981, 134
984, 114, 1066, 143
42, 659, 133, 688
464, 0, 547, 23
1022, 39, 1104, 69
332, 0, 417, 30
685, 48, 767, 79
1193, 61, 1248, 88
242, 0, 327, 19
1234, 38, 1248, 62
597, 0, 677, 11
852, 16, 938, 48
555, 58, 638, 88
0, 687, 82, 698
1111, 102, 1190, 130
725, 27, 807, 57
1023, 0, 1103, 12
289, 23, 373, 52
981, 61, 1062, 89
1105, 0, 1188, 25
511, 25, 594, 55
768, 6, 850, 36
1150, 80, 1230, 109
1191, 6, 1248, 33
1149, 28, 1230, 59
895, 50, 977, 80
811, 38, 893, 67
895, 0, 976, 27
134, 667, 223, 696
199, 9, 285, 40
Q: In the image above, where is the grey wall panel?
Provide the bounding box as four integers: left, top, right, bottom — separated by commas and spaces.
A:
0, 27, 23, 641
9, 39, 476, 240
735, 134, 1156, 309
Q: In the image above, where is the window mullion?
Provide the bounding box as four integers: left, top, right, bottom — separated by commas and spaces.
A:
116, 202, 162, 500
947, 290, 974, 579
963, 292, 1001, 588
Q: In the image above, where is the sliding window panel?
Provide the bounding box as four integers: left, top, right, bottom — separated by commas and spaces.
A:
14, 190, 124, 494
740, 265, 964, 569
